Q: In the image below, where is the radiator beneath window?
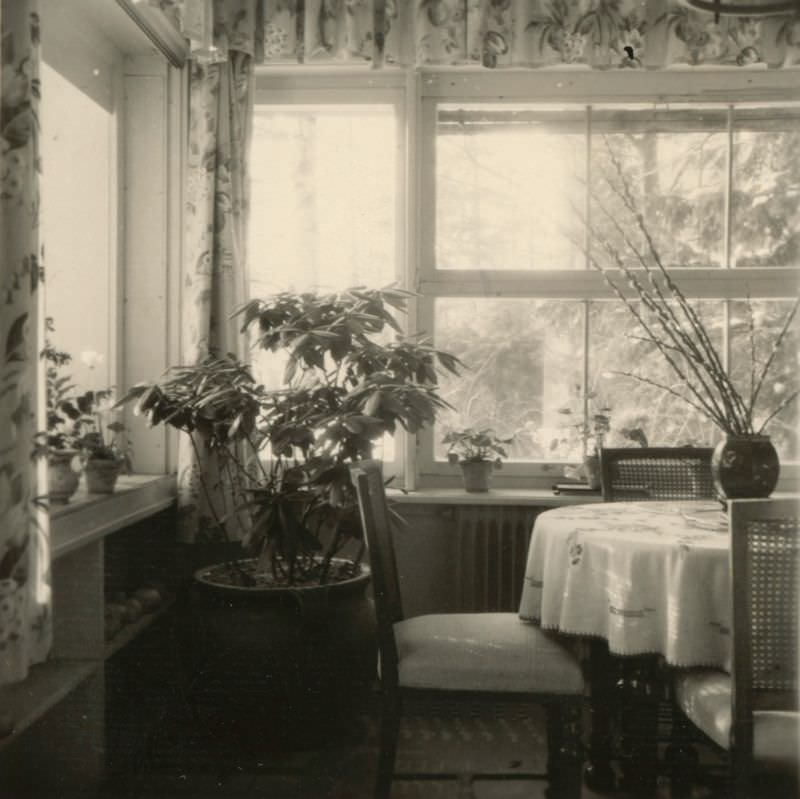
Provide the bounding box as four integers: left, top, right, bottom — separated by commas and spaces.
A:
454, 506, 540, 613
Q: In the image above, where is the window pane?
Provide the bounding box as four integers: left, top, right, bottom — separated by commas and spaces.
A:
732, 107, 800, 268
249, 103, 398, 386
729, 300, 799, 461
249, 104, 399, 461
591, 106, 726, 270
589, 301, 723, 448
435, 104, 585, 271
433, 299, 584, 461
41, 61, 115, 394
248, 104, 397, 297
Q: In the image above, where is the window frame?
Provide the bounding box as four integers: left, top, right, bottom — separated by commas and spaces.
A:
416, 72, 800, 487
253, 68, 800, 490
40, 1, 185, 480
251, 71, 411, 482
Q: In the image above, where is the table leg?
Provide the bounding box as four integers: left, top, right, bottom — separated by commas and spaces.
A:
616, 656, 660, 797
583, 639, 617, 793
665, 695, 699, 798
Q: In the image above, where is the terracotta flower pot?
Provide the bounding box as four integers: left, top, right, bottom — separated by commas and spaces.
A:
85, 458, 122, 494
459, 461, 494, 492
711, 434, 780, 499
47, 450, 81, 504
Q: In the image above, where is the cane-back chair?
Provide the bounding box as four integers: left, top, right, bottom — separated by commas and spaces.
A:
600, 447, 715, 502
350, 460, 585, 799
673, 497, 800, 798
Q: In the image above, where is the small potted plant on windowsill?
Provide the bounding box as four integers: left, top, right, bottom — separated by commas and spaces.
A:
551, 390, 613, 490
74, 389, 131, 494
37, 322, 82, 503
443, 428, 515, 492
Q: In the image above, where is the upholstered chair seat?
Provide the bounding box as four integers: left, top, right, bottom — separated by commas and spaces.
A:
674, 670, 799, 767
395, 612, 585, 695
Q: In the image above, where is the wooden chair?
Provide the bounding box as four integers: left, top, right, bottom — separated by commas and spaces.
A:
672, 497, 800, 798
599, 446, 715, 502
350, 460, 585, 799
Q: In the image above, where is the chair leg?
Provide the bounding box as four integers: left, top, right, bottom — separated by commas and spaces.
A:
375, 690, 401, 799
545, 699, 583, 799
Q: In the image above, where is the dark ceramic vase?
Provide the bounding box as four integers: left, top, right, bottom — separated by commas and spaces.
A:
711, 434, 780, 499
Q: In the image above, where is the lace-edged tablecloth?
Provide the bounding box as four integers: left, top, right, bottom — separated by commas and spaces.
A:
518, 501, 731, 669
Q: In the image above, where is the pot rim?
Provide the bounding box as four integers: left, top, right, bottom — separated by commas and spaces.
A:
194, 557, 371, 595
86, 457, 122, 469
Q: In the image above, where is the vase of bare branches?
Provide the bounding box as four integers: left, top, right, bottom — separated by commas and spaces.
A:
711, 434, 779, 499
581, 144, 798, 500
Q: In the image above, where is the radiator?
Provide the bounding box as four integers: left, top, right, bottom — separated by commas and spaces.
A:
454, 506, 540, 613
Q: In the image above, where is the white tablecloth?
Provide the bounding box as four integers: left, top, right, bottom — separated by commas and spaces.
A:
518, 501, 731, 669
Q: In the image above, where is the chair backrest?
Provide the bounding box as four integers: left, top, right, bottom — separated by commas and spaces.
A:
599, 447, 715, 501
729, 498, 800, 762
350, 460, 403, 686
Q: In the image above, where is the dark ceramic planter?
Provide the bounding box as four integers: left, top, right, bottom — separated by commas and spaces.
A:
187, 558, 376, 747
711, 434, 780, 499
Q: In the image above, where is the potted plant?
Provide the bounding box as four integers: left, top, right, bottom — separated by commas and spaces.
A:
36, 322, 82, 503
443, 428, 514, 492
120, 287, 462, 742
585, 149, 798, 499
73, 389, 131, 494
551, 390, 613, 490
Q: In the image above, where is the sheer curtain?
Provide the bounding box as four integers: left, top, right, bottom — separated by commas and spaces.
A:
177, 50, 254, 543
0, 0, 52, 686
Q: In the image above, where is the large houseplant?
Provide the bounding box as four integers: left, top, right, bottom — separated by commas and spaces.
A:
121, 286, 462, 741
587, 146, 798, 498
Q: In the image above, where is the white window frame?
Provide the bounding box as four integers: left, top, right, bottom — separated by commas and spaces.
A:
415, 70, 800, 489
252, 71, 412, 482
41, 0, 185, 482
253, 68, 800, 491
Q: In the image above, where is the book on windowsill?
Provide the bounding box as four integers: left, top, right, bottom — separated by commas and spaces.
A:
552, 482, 602, 495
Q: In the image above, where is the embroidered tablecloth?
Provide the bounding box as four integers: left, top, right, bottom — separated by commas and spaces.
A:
518, 501, 731, 669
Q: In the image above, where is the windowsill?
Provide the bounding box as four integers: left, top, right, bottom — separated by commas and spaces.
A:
51, 473, 177, 560
387, 487, 603, 506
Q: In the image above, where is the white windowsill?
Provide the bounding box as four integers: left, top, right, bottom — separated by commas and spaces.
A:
387, 487, 603, 506
50, 473, 177, 560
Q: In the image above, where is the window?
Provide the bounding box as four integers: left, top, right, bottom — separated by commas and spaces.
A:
41, 43, 118, 397
40, 2, 183, 477
419, 95, 799, 482
248, 81, 405, 466
254, 73, 800, 488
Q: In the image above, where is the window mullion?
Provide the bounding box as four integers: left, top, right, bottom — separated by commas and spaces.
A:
724, 105, 734, 270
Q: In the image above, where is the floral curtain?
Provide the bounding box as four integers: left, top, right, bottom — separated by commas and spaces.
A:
0, 0, 51, 686
177, 52, 254, 543
151, 0, 800, 70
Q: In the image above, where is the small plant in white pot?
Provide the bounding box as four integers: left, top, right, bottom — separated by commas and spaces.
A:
443, 428, 515, 492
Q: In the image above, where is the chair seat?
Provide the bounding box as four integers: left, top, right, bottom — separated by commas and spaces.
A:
394, 612, 584, 695
674, 670, 799, 767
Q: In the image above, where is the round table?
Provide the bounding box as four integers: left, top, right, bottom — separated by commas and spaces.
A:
519, 500, 731, 794
518, 500, 731, 669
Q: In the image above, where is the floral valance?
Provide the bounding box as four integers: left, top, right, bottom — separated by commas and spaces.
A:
149, 0, 800, 70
